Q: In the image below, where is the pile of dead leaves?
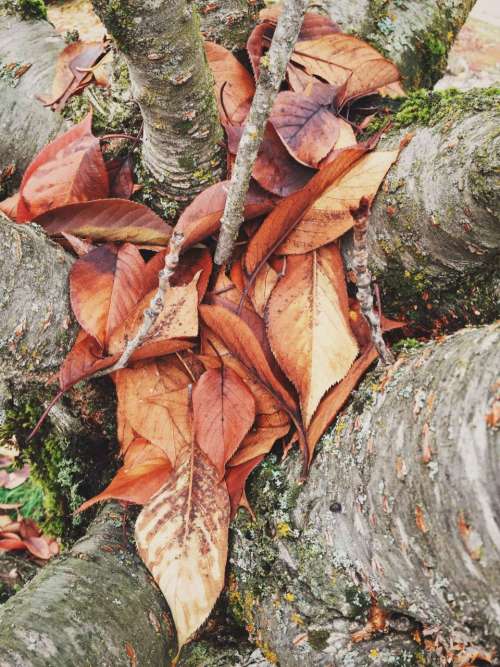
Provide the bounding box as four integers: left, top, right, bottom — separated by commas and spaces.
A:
0, 7, 406, 652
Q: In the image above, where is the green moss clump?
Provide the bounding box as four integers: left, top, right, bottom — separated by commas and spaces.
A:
1, 0, 47, 20
307, 629, 330, 651
0, 387, 117, 543
344, 585, 371, 616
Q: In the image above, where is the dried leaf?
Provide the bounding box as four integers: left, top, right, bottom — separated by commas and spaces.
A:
70, 243, 147, 348
266, 244, 358, 427
135, 442, 230, 648
225, 454, 264, 517
205, 41, 254, 124
59, 331, 119, 390
17, 113, 108, 222
106, 156, 135, 199
36, 198, 172, 245
278, 150, 398, 254
228, 423, 290, 467
291, 34, 400, 105
143, 247, 213, 303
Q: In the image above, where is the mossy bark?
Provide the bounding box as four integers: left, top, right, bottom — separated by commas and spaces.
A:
0, 502, 177, 666
343, 90, 500, 330
91, 0, 223, 201
313, 0, 475, 89
229, 324, 500, 666
0, 13, 65, 194
195, 0, 262, 51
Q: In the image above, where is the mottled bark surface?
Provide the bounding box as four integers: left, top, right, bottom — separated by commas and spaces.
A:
0, 503, 177, 667
195, 0, 262, 51
313, 0, 475, 88
92, 0, 223, 200
230, 324, 500, 666
343, 93, 500, 327
0, 14, 65, 186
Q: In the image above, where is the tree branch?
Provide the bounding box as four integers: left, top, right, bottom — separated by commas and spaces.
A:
214, 0, 309, 265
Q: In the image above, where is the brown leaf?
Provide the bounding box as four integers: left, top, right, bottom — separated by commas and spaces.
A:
291, 34, 400, 105
200, 304, 297, 413
225, 455, 264, 518
135, 442, 230, 649
176, 180, 275, 249
106, 156, 135, 199
260, 7, 340, 40
115, 359, 192, 465
228, 423, 290, 467
193, 367, 255, 478
59, 331, 119, 390
270, 89, 340, 167
60, 232, 94, 256
266, 244, 358, 427
205, 41, 254, 124
70, 243, 147, 348
143, 247, 213, 303
36, 198, 172, 245
278, 150, 398, 254
244, 145, 369, 276
78, 438, 173, 512
17, 113, 108, 222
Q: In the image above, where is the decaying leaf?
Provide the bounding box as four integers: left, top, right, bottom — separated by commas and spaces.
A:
205, 41, 254, 124
135, 441, 230, 648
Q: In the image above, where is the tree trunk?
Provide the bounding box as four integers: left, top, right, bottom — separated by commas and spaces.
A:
0, 12, 65, 190
195, 0, 263, 51
344, 90, 500, 329
91, 0, 223, 201
312, 0, 475, 89
228, 324, 500, 666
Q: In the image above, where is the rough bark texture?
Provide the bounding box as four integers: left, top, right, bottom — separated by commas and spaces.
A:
312, 0, 475, 88
195, 0, 263, 51
92, 0, 223, 201
344, 91, 500, 328
0, 13, 65, 190
0, 502, 177, 666
229, 324, 500, 666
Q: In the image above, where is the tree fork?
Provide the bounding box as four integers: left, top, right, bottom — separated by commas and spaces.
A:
91, 0, 224, 201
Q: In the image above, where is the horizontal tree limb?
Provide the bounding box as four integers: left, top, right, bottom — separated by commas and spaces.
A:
229, 324, 500, 666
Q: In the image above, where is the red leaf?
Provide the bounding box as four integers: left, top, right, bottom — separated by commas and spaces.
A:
193, 367, 255, 479
176, 180, 275, 249
17, 113, 109, 221
0, 537, 26, 552
70, 243, 148, 347
225, 455, 264, 518
35, 198, 172, 245
143, 247, 213, 303
59, 331, 119, 390
106, 156, 135, 199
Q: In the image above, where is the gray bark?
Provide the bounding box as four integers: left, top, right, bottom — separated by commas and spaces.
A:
0, 503, 177, 667
195, 0, 263, 51
229, 324, 500, 666
312, 0, 475, 88
0, 14, 65, 188
92, 0, 224, 201
343, 93, 500, 327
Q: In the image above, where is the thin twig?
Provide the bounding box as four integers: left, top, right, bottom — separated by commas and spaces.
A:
350, 197, 394, 366
94, 231, 184, 377
214, 0, 309, 265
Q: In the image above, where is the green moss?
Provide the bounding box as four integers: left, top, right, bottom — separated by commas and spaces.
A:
0, 388, 117, 543
344, 585, 371, 616
392, 338, 423, 353
1, 0, 46, 20
307, 629, 330, 651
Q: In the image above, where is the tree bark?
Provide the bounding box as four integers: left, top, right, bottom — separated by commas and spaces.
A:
195, 0, 263, 51
0, 13, 65, 190
91, 0, 224, 201
229, 324, 500, 666
343, 91, 500, 328
312, 0, 475, 88
0, 502, 177, 666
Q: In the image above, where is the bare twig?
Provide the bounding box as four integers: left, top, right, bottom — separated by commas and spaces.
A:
351, 197, 394, 366
214, 0, 309, 265
94, 231, 184, 377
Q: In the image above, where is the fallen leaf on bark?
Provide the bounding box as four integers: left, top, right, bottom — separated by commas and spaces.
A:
266, 244, 358, 427
59, 331, 119, 390
17, 113, 109, 222
225, 454, 264, 517
278, 150, 398, 254
135, 441, 230, 649
70, 243, 147, 348
205, 41, 254, 124
106, 156, 135, 199
36, 198, 172, 245
228, 422, 290, 467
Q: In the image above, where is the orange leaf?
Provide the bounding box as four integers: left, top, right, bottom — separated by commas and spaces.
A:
176, 180, 275, 249
35, 198, 172, 245
70, 243, 147, 348
228, 423, 290, 467
193, 367, 255, 479
142, 247, 213, 303
17, 113, 108, 221
266, 244, 358, 427
78, 438, 173, 512
59, 331, 119, 390
225, 455, 264, 518
291, 34, 400, 105
245, 145, 369, 276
